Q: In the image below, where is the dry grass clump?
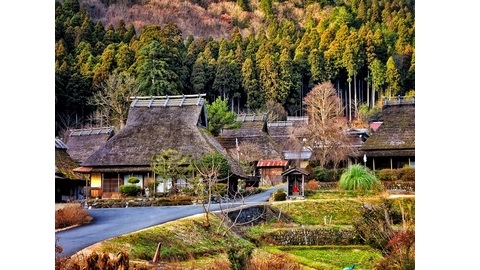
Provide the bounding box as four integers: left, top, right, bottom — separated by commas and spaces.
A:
55, 250, 157, 270
55, 203, 92, 230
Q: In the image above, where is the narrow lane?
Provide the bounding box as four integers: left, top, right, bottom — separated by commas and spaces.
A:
55, 185, 286, 258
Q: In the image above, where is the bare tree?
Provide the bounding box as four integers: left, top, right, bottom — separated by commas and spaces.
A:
89, 71, 140, 130
192, 153, 232, 228
255, 99, 287, 122
294, 82, 354, 168
228, 140, 263, 176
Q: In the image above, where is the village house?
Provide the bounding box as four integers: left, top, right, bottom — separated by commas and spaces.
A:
74, 94, 246, 199
216, 113, 283, 187
55, 138, 88, 202
65, 126, 115, 165
361, 99, 415, 170
256, 159, 288, 186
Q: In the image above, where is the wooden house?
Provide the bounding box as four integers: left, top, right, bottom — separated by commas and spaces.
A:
74, 94, 246, 198
55, 138, 88, 202
281, 166, 310, 199
360, 100, 415, 170
65, 126, 114, 164
256, 159, 288, 186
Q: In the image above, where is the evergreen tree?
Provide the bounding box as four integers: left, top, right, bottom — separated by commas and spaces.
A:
386, 56, 400, 98
242, 57, 262, 112
206, 97, 236, 136
134, 40, 179, 96
191, 55, 207, 94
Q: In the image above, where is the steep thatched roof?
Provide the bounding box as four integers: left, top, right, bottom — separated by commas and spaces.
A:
361, 104, 415, 157
65, 127, 114, 164
55, 138, 88, 180
80, 94, 245, 178
216, 113, 281, 160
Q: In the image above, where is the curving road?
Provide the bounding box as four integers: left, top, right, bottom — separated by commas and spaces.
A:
55, 185, 286, 258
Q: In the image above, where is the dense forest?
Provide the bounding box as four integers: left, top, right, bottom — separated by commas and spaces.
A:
55, 0, 415, 137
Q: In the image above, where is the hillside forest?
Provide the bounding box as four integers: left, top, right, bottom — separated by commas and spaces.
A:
55, 0, 415, 137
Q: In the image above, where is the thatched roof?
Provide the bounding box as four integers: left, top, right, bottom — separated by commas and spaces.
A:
55, 139, 88, 181
216, 113, 281, 160
267, 118, 308, 151
361, 104, 415, 157
65, 127, 114, 164
80, 94, 245, 178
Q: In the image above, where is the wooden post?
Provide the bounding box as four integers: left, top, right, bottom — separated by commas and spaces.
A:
153, 242, 162, 263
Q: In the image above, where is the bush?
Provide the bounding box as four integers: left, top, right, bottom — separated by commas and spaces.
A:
127, 176, 140, 184
272, 189, 287, 201
377, 169, 398, 181
398, 167, 415, 181
313, 167, 328, 181
374, 230, 415, 270
55, 204, 90, 229
339, 164, 382, 191
305, 180, 319, 190
313, 167, 343, 182
228, 245, 253, 270
119, 184, 141, 197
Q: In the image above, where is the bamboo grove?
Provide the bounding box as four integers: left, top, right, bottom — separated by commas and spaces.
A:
55, 0, 414, 136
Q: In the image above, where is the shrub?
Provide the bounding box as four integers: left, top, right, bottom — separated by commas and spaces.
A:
377, 169, 398, 181
119, 184, 141, 197
305, 180, 319, 190
313, 167, 328, 181
228, 245, 253, 270
127, 176, 140, 184
339, 164, 382, 191
398, 167, 415, 181
55, 204, 90, 229
313, 167, 343, 182
272, 189, 287, 201
353, 201, 395, 253
211, 183, 227, 196
374, 230, 415, 270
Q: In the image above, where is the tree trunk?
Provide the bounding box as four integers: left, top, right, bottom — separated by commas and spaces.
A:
348, 78, 352, 122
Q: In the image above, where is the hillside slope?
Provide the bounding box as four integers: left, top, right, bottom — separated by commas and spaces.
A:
79, 0, 313, 39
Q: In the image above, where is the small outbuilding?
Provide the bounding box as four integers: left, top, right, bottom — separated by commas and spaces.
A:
256, 159, 288, 186
281, 166, 310, 199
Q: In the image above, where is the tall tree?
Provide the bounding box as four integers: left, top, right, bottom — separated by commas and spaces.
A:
191, 55, 207, 94
369, 58, 386, 107
242, 57, 262, 112
294, 82, 353, 168
386, 56, 401, 98
133, 40, 180, 96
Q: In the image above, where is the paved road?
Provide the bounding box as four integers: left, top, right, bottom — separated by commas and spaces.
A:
55, 185, 286, 258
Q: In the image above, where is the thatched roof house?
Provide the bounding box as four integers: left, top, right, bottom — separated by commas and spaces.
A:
216, 113, 282, 160
361, 102, 415, 170
76, 94, 246, 198
267, 116, 308, 152
65, 127, 114, 164
55, 138, 87, 202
